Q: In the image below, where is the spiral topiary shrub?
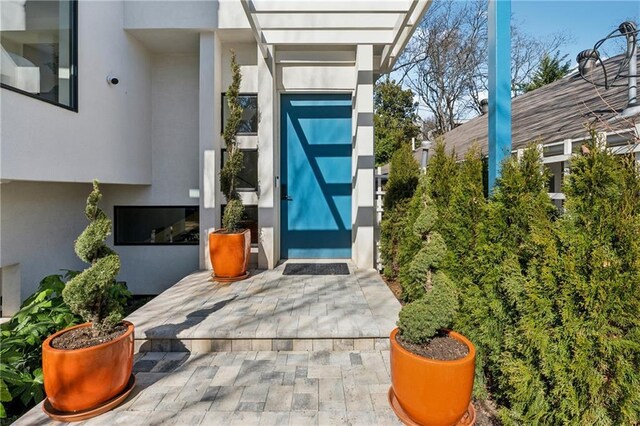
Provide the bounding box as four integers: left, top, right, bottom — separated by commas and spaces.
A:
220, 51, 245, 232
62, 181, 123, 337
397, 178, 458, 344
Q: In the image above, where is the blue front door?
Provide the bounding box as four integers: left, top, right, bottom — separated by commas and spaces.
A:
280, 94, 352, 258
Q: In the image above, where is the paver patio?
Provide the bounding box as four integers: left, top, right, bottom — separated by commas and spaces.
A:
17, 262, 403, 425
127, 261, 400, 353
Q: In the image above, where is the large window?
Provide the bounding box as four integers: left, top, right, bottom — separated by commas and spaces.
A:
0, 0, 77, 110
221, 149, 258, 191
222, 94, 257, 134
114, 206, 199, 246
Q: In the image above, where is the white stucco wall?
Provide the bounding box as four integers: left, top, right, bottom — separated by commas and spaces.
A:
123, 0, 251, 31
0, 181, 90, 302
100, 54, 200, 295
0, 54, 200, 303
0, 1, 152, 185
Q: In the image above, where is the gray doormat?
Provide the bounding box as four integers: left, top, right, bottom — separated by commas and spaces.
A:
282, 263, 350, 275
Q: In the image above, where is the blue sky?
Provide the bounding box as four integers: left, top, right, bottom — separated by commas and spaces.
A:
511, 0, 640, 65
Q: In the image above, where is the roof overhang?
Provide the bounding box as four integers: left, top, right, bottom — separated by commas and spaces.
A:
240, 0, 431, 72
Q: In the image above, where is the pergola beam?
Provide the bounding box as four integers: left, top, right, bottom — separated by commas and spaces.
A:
254, 13, 403, 30
262, 30, 395, 46
380, 0, 418, 69
241, 0, 428, 68
240, 0, 268, 58
381, 0, 431, 72
248, 1, 413, 14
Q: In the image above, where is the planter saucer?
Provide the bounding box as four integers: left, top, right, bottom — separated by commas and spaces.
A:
388, 387, 476, 426
42, 374, 136, 422
211, 271, 250, 283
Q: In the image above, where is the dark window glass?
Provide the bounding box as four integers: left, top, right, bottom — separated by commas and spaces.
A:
222, 149, 258, 191
1, 0, 77, 109
222, 94, 257, 134
115, 206, 199, 245
222, 205, 258, 244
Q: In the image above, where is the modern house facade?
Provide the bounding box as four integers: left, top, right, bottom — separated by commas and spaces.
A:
0, 0, 430, 315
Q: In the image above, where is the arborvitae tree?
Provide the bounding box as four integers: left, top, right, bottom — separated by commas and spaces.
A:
426, 139, 458, 229
463, 146, 556, 403
397, 178, 458, 343
374, 78, 420, 166
444, 146, 488, 395
396, 174, 428, 297
397, 139, 457, 301
62, 181, 123, 337
382, 144, 420, 212
220, 51, 245, 231
380, 145, 421, 278
541, 136, 639, 424
440, 145, 486, 265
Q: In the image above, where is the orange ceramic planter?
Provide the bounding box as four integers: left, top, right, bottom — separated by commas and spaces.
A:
209, 229, 251, 280
42, 321, 134, 413
390, 328, 476, 426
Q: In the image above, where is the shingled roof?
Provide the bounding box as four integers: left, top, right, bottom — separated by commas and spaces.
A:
442, 53, 639, 157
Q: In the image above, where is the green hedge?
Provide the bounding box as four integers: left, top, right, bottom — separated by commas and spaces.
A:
391, 135, 640, 423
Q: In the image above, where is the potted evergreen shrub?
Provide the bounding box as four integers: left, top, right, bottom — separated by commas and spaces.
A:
41, 181, 134, 420
389, 176, 476, 426
209, 51, 251, 282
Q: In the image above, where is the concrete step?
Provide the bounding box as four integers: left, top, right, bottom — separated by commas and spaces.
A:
127, 264, 400, 353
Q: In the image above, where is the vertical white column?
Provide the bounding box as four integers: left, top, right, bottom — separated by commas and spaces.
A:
352, 45, 375, 270
257, 46, 277, 269
199, 32, 222, 270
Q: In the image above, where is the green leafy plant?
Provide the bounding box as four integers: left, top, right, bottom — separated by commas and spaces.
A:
397, 174, 458, 344
62, 180, 123, 337
220, 51, 245, 232
0, 273, 81, 422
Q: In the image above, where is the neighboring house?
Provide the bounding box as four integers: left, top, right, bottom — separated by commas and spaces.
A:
0, 0, 430, 315
441, 53, 640, 205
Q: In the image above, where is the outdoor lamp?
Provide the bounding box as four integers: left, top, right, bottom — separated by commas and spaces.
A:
421, 140, 432, 170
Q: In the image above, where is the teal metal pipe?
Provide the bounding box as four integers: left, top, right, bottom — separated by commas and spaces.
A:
487, 0, 512, 193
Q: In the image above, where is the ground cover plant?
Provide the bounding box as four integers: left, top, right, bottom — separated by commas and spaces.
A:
0, 273, 79, 423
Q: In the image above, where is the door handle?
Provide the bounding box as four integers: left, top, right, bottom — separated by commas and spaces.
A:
281, 184, 293, 201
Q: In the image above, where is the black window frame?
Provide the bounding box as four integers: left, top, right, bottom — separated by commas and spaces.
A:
113, 205, 200, 246
0, 0, 79, 112
220, 148, 258, 192
221, 92, 258, 135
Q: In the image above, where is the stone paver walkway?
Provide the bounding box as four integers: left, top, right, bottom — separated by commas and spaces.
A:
17, 350, 401, 425
126, 262, 400, 352
17, 262, 403, 425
